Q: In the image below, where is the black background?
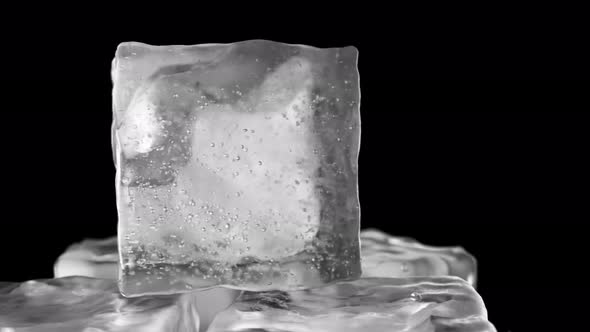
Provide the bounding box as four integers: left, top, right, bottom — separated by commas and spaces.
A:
1, 8, 588, 332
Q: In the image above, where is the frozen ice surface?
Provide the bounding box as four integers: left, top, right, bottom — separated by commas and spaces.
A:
0, 277, 199, 332
361, 229, 477, 285
112, 40, 361, 296
54, 237, 119, 279
53, 236, 240, 331
208, 277, 496, 332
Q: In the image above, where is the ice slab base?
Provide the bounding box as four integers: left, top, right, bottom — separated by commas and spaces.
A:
55, 229, 477, 285
0, 277, 199, 332
54, 237, 118, 280
112, 40, 361, 296
53, 231, 479, 330
53, 238, 239, 331
208, 277, 496, 332
361, 229, 477, 285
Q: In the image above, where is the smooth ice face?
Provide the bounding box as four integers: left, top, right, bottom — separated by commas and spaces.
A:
208, 277, 496, 332
53, 236, 240, 331
0, 277, 199, 332
361, 229, 477, 285
112, 40, 361, 296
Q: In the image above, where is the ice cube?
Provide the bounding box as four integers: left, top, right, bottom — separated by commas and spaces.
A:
112, 40, 361, 296
53, 236, 240, 331
207, 277, 496, 332
361, 229, 477, 285
0, 277, 199, 332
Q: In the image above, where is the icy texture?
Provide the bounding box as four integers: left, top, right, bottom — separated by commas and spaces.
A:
0, 277, 199, 332
208, 277, 496, 332
53, 236, 239, 331
112, 40, 361, 296
54, 237, 118, 279
361, 229, 477, 285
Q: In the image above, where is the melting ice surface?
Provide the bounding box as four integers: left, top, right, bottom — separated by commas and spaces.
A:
52, 229, 479, 330
112, 40, 361, 296
207, 277, 496, 332
361, 229, 477, 285
54, 237, 119, 280
0, 277, 199, 332
53, 238, 239, 331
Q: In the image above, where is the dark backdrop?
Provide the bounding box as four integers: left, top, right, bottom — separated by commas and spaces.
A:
1, 10, 587, 332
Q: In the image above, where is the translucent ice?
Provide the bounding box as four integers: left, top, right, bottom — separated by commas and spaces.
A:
54, 237, 119, 279
361, 229, 477, 285
53, 236, 239, 331
0, 277, 199, 332
208, 277, 496, 332
112, 40, 361, 296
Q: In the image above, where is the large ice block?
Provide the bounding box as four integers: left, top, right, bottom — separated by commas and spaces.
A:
53, 236, 239, 331
208, 277, 496, 332
112, 40, 361, 296
0, 277, 199, 332
361, 229, 477, 285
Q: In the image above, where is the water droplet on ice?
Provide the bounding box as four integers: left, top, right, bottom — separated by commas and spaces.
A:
210, 142, 215, 147
258, 161, 263, 165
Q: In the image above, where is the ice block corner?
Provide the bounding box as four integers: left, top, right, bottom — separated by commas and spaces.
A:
112, 40, 361, 296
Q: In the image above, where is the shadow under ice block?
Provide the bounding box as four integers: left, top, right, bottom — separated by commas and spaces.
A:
361, 229, 477, 285
0, 277, 199, 332
112, 40, 361, 296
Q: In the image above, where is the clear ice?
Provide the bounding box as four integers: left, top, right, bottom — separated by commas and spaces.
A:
361, 229, 477, 285
208, 277, 496, 332
54, 230, 478, 329
0, 277, 199, 332
112, 40, 361, 296
54, 237, 119, 279
53, 237, 239, 331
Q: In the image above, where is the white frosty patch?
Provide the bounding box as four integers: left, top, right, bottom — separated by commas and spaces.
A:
117, 87, 161, 158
